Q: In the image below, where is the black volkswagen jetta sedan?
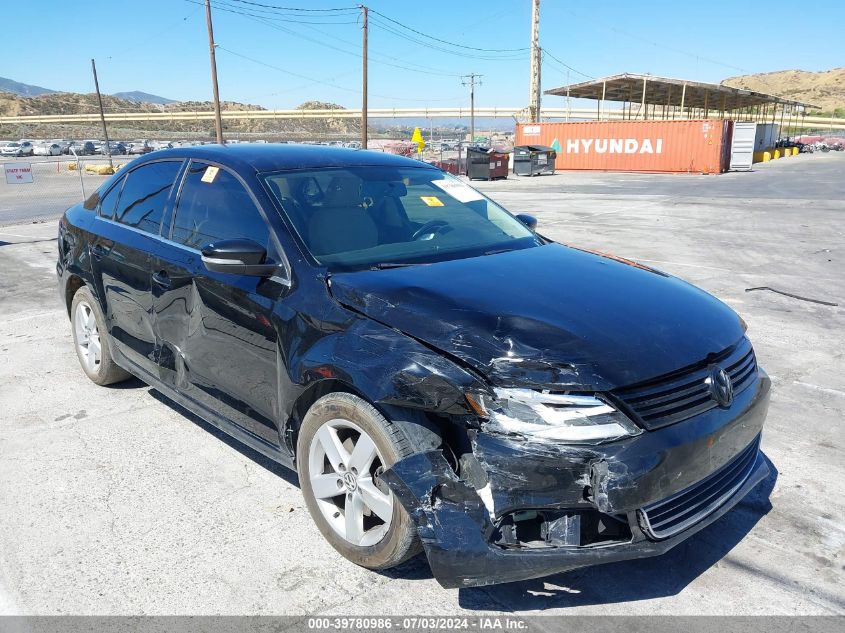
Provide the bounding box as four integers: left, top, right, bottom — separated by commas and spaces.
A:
57, 144, 770, 588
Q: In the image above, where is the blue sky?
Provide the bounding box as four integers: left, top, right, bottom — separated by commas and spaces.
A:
2, 0, 843, 109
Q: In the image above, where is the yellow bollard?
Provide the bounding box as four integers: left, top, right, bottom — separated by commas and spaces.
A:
772, 149, 781, 160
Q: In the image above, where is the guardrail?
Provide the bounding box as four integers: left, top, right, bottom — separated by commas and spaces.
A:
2, 107, 843, 130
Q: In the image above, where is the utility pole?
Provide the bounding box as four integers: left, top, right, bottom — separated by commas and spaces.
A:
528, 0, 541, 122
205, 0, 224, 144
462, 73, 482, 145
90, 59, 113, 170
360, 5, 368, 149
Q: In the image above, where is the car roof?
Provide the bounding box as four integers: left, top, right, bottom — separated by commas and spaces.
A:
131, 143, 435, 174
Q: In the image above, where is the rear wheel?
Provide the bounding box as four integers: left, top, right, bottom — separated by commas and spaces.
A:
70, 287, 131, 386
297, 393, 421, 570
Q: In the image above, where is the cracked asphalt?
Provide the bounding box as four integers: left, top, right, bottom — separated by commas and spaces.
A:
0, 152, 843, 615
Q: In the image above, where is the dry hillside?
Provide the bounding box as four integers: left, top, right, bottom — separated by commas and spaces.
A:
721, 68, 845, 114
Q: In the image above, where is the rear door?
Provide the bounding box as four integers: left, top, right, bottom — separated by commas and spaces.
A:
89, 160, 183, 374
151, 160, 286, 444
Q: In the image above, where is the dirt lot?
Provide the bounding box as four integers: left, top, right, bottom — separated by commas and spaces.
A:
0, 152, 842, 615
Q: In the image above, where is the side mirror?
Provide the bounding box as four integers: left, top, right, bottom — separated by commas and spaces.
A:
201, 239, 278, 277
516, 213, 538, 231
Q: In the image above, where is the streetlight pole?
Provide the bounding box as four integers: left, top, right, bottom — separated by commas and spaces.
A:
462, 73, 482, 145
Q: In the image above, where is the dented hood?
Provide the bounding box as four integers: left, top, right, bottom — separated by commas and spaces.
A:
329, 243, 744, 390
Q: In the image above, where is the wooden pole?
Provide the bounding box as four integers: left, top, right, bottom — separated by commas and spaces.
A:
205, 0, 224, 144
528, 0, 541, 122
91, 59, 113, 169
360, 5, 368, 148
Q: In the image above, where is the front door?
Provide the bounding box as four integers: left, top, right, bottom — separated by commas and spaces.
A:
151, 161, 286, 445
90, 160, 183, 374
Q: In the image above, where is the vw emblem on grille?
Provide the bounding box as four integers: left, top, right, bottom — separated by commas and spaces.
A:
709, 366, 734, 407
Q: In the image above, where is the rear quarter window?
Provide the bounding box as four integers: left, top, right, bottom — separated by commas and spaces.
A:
115, 161, 183, 234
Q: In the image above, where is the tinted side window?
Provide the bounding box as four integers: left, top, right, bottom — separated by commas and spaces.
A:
115, 161, 182, 234
98, 176, 125, 219
171, 162, 270, 251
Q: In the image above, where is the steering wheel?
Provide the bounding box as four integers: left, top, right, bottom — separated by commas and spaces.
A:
412, 220, 449, 241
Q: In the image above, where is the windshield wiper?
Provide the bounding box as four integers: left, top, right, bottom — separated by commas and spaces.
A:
370, 262, 420, 270
482, 247, 518, 256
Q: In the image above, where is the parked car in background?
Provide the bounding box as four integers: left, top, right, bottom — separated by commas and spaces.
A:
1, 142, 27, 157
57, 144, 770, 589
16, 141, 35, 156
127, 141, 153, 155
33, 142, 63, 156
68, 141, 96, 156
49, 139, 70, 154
100, 141, 127, 156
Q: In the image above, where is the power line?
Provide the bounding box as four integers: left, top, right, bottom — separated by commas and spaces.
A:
368, 16, 527, 61
106, 5, 202, 61
564, 8, 748, 75
541, 48, 593, 80
227, 0, 357, 11
368, 8, 528, 54
196, 0, 357, 24
183, 0, 464, 77
216, 45, 463, 103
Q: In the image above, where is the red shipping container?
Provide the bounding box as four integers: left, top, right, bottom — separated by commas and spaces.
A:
516, 120, 732, 174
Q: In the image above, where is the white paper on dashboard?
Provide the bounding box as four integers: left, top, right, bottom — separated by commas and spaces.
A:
431, 178, 484, 203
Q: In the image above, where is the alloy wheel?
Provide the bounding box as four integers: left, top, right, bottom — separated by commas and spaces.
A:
74, 300, 101, 374
308, 418, 394, 547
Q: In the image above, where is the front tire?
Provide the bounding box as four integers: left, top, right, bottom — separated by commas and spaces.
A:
70, 286, 131, 386
297, 393, 421, 570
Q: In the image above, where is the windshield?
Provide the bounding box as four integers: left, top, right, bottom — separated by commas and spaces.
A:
7, 143, 20, 148
262, 166, 541, 271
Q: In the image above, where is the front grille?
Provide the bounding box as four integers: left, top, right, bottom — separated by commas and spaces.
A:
612, 338, 757, 430
638, 435, 760, 540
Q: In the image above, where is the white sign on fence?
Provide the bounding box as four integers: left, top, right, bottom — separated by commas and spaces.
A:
4, 163, 33, 184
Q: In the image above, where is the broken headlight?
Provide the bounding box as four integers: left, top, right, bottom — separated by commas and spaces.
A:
470, 388, 641, 443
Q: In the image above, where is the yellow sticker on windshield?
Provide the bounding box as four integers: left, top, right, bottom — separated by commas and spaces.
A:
420, 196, 444, 207
201, 166, 219, 183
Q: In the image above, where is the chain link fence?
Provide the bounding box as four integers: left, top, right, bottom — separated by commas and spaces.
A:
0, 155, 126, 228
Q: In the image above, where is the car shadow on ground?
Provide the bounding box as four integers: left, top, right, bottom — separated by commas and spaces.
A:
147, 387, 300, 488
144, 385, 777, 608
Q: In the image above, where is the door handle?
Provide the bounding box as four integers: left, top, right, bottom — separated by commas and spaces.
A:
91, 244, 107, 260
152, 271, 172, 289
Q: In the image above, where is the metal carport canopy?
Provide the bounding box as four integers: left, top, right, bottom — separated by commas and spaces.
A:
544, 73, 818, 111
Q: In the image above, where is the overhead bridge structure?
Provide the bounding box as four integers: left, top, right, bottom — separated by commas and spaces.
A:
1, 107, 842, 130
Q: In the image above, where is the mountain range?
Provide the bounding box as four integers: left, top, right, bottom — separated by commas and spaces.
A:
0, 76, 174, 105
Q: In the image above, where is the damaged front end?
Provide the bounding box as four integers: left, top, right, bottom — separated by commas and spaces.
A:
381, 370, 771, 589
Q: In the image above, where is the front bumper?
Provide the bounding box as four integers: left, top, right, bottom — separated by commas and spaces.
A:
383, 370, 771, 589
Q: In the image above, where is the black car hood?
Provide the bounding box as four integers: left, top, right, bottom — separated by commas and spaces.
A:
329, 243, 744, 390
